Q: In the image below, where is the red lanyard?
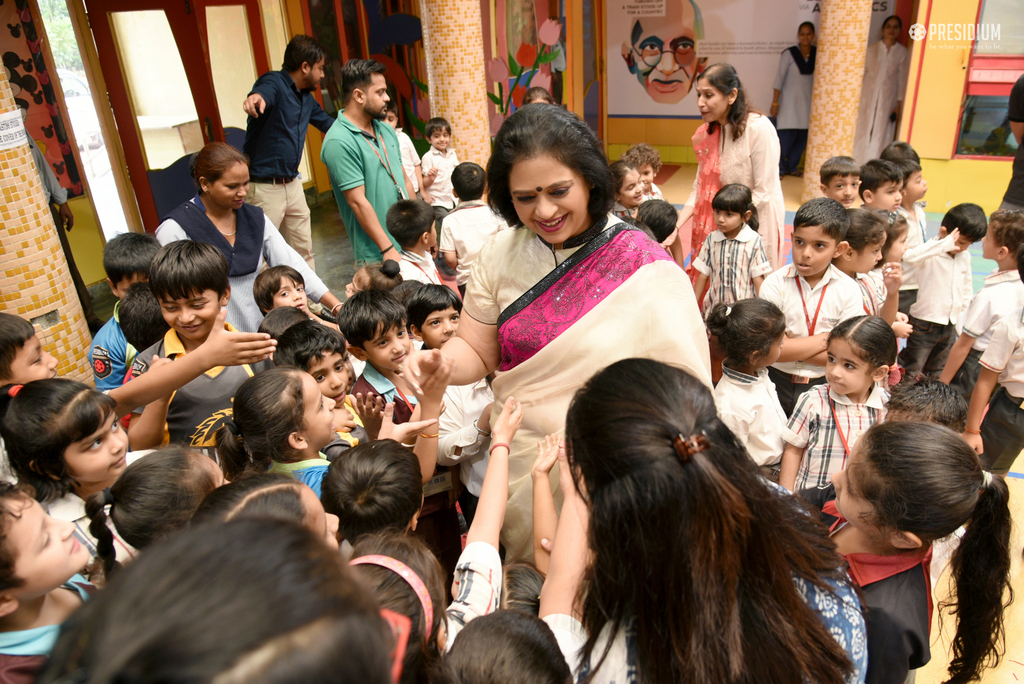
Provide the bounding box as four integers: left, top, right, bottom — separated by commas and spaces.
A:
408, 259, 440, 284
794, 277, 828, 335
828, 396, 852, 469
859, 278, 876, 316
361, 123, 404, 198
393, 384, 415, 412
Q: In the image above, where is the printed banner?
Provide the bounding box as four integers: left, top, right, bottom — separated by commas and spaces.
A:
606, 0, 819, 118
0, 110, 28, 150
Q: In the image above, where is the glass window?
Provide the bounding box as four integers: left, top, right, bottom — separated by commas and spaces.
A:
975, 0, 1024, 56
956, 95, 1020, 157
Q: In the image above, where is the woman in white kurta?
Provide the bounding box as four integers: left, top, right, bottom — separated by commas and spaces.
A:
680, 63, 786, 272
771, 22, 816, 176
854, 16, 910, 163
402, 104, 711, 562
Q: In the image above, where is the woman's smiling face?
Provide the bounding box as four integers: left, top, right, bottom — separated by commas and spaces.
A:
508, 154, 593, 245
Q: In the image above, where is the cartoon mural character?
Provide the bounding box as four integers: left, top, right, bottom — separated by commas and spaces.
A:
620, 0, 707, 104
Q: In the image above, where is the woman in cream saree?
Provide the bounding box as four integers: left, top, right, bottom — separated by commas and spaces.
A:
404, 105, 710, 560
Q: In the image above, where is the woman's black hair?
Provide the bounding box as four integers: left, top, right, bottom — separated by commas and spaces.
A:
827, 315, 897, 369
853, 422, 1012, 684
215, 368, 308, 480
501, 561, 545, 616
844, 207, 887, 252
85, 447, 221, 579
443, 610, 571, 684
798, 20, 816, 34
351, 529, 446, 684
711, 183, 759, 231
190, 473, 305, 527
0, 379, 117, 504
609, 159, 636, 193
882, 14, 902, 33
487, 103, 615, 227
706, 299, 785, 369
320, 440, 422, 544
564, 358, 855, 684
39, 518, 393, 684
696, 63, 759, 140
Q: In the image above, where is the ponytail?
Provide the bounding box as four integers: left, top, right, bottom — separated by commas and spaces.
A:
214, 369, 307, 481
84, 488, 120, 580
944, 474, 1012, 684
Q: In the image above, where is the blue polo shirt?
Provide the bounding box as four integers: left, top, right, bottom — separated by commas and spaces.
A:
88, 301, 135, 391
243, 70, 335, 180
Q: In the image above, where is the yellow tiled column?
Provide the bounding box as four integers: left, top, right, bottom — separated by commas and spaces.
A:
801, 0, 873, 202
0, 67, 91, 382
417, 0, 491, 167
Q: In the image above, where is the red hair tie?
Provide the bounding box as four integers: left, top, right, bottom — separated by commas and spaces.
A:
7, 385, 23, 397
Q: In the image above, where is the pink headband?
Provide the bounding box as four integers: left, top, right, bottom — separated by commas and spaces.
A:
351, 555, 434, 638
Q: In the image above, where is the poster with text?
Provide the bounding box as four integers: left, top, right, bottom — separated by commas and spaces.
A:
606, 0, 820, 118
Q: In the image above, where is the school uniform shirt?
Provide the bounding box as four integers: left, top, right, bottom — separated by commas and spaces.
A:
130, 326, 254, 447
714, 366, 787, 467
445, 541, 503, 651
610, 202, 636, 220
823, 501, 932, 684
759, 264, 864, 379
439, 201, 509, 286
961, 269, 1024, 350
980, 308, 1024, 398
898, 203, 928, 291
438, 379, 494, 496
270, 453, 330, 497
858, 270, 887, 317
398, 250, 442, 285
641, 182, 664, 202
352, 363, 418, 425
0, 575, 93, 684
783, 383, 888, 491
692, 225, 773, 312
903, 235, 973, 326
420, 147, 459, 209
89, 301, 136, 391
395, 128, 420, 193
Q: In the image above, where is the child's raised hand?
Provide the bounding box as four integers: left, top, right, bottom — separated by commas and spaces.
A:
943, 228, 962, 253
892, 321, 913, 339
351, 392, 386, 440
881, 262, 903, 291
532, 434, 561, 481
406, 349, 453, 404
491, 396, 523, 445
378, 401, 438, 445
200, 307, 276, 366
426, 167, 439, 179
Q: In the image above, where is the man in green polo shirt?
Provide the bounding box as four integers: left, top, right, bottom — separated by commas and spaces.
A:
321, 59, 416, 266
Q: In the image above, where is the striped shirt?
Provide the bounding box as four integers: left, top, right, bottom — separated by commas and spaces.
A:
693, 225, 773, 312
858, 270, 887, 316
783, 384, 888, 490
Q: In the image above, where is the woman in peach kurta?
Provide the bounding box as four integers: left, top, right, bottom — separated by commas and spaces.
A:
680, 64, 785, 274
402, 104, 710, 561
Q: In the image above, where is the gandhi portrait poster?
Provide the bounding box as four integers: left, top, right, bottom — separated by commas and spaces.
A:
606, 0, 819, 118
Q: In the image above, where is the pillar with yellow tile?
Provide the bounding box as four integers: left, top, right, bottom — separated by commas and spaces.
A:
801, 0, 873, 202
0, 67, 91, 382
417, 0, 491, 167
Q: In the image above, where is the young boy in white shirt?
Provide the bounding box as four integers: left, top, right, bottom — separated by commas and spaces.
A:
898, 203, 986, 379
940, 210, 1024, 400
963, 244, 1024, 475
420, 117, 460, 217
385, 199, 442, 286
759, 198, 864, 416
439, 162, 508, 297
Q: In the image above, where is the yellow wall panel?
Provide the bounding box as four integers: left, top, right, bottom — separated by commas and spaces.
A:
64, 196, 107, 286
920, 158, 1012, 215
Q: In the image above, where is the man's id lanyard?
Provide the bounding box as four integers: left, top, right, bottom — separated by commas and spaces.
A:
794, 277, 828, 335
361, 123, 405, 200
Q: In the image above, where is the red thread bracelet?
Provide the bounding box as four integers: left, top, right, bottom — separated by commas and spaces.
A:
489, 442, 510, 456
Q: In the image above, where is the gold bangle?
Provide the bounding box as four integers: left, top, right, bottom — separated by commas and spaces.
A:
964, 428, 981, 435
419, 432, 439, 439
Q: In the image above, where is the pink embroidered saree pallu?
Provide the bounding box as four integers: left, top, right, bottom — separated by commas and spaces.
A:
488, 222, 711, 560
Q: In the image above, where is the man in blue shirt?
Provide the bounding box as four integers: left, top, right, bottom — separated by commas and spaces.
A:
243, 35, 334, 271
